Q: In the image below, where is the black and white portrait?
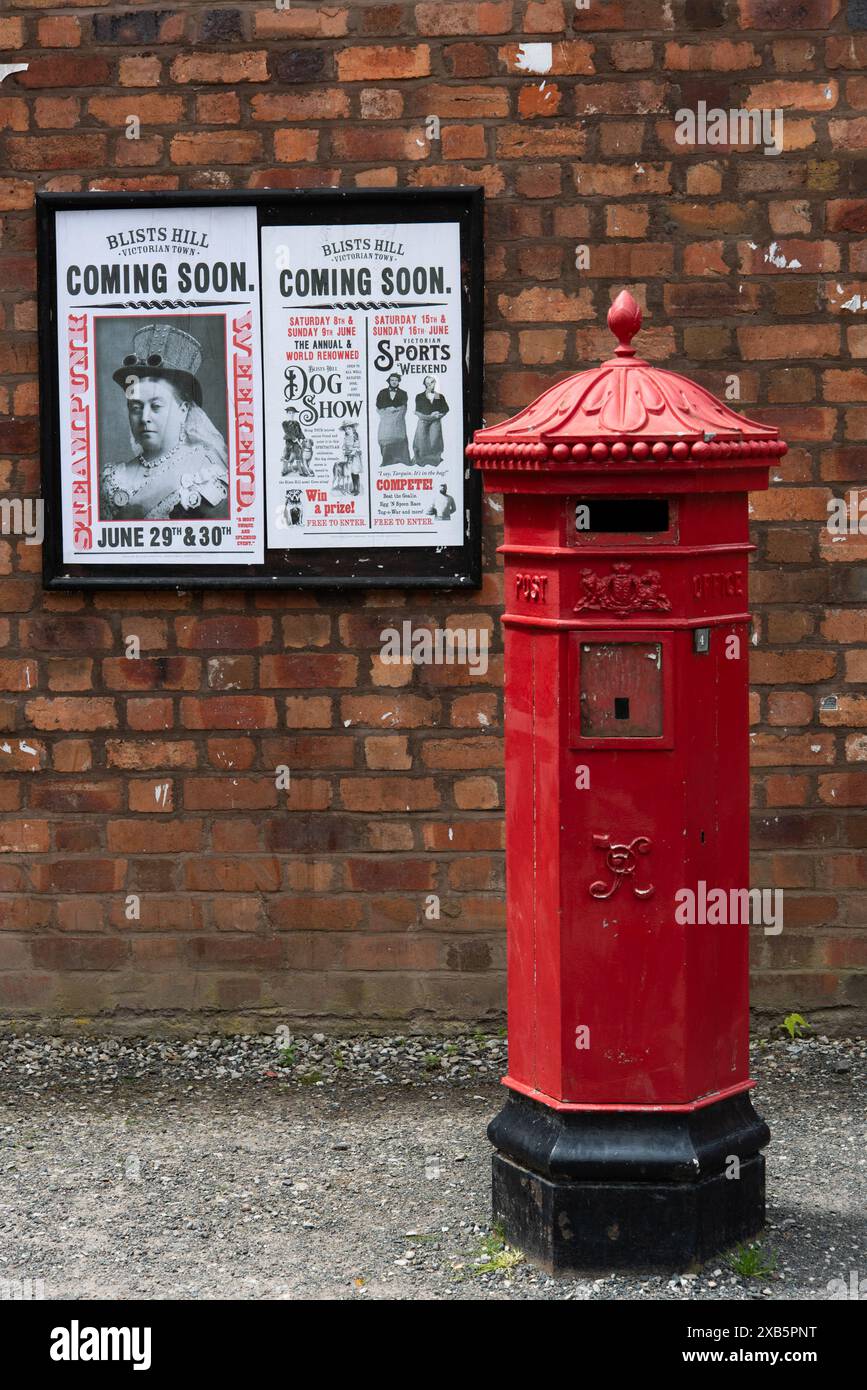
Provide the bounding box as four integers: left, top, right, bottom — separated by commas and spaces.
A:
95, 315, 230, 522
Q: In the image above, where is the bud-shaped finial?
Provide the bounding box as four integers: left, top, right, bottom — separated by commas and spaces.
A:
607, 290, 642, 357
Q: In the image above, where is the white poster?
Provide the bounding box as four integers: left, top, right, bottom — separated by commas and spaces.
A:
55, 205, 263, 564
261, 221, 464, 550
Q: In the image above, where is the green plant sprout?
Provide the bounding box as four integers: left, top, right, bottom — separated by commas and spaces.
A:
471, 1224, 524, 1277
729, 1242, 778, 1279
780, 1013, 811, 1041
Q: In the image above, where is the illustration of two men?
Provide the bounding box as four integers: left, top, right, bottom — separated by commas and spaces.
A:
375, 373, 449, 469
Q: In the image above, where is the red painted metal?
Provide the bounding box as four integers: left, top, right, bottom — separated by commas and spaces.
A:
470, 291, 787, 1112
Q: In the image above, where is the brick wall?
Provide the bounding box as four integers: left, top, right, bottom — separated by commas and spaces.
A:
0, 0, 864, 1034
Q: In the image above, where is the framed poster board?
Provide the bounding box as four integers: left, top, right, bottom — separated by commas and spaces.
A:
37, 188, 484, 590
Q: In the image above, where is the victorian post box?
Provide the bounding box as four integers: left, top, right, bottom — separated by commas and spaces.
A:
466, 290, 788, 1272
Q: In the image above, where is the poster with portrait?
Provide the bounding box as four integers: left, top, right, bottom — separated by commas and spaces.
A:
49, 203, 263, 568
38, 190, 482, 589
261, 221, 464, 552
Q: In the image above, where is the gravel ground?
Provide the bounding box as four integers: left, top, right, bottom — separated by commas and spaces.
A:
0, 1032, 863, 1301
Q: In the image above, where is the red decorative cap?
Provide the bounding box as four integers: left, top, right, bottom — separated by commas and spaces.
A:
608, 290, 642, 358
465, 286, 788, 475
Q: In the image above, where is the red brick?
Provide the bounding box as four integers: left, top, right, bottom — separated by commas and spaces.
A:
128, 779, 175, 814
416, 3, 513, 34
572, 0, 670, 27
517, 83, 562, 118
37, 17, 81, 47
0, 17, 24, 47
170, 52, 269, 84
31, 861, 126, 895
176, 616, 272, 650
269, 897, 364, 932
405, 83, 507, 118
118, 57, 162, 87
819, 774, 867, 807
180, 697, 277, 730
739, 0, 840, 26
745, 79, 837, 111
25, 697, 117, 731
206, 738, 257, 770
107, 820, 203, 853
524, 0, 568, 30
738, 325, 840, 359
501, 40, 595, 74
0, 98, 29, 133
6, 135, 108, 172
171, 132, 264, 165
88, 94, 183, 126
253, 7, 349, 37
195, 93, 242, 125
453, 777, 498, 810
0, 659, 36, 691
346, 858, 435, 891
336, 46, 431, 81
420, 736, 504, 769
443, 42, 494, 77
101, 657, 200, 690
751, 732, 834, 766
332, 128, 423, 162
30, 781, 121, 813
341, 694, 439, 727
251, 90, 350, 121
18, 57, 111, 89
183, 778, 278, 811
260, 655, 357, 688
665, 41, 760, 70
184, 858, 281, 892
0, 820, 49, 853
339, 777, 440, 812
751, 651, 838, 684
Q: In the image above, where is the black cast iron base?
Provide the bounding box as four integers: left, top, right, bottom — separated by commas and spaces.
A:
488, 1089, 770, 1274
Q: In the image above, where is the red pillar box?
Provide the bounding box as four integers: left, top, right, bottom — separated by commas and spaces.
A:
466, 291, 787, 1272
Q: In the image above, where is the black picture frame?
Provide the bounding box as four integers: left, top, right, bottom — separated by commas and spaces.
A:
37, 187, 484, 590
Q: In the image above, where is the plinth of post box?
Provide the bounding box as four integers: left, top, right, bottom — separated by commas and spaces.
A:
466, 290, 788, 1273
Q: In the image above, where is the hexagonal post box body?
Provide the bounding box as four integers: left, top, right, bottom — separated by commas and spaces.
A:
467, 292, 787, 1273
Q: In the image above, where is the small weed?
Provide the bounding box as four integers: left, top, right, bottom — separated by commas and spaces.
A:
423, 1052, 441, 1071
276, 1044, 297, 1067
780, 1013, 811, 1041
729, 1242, 777, 1279
298, 1070, 323, 1086
471, 1225, 523, 1277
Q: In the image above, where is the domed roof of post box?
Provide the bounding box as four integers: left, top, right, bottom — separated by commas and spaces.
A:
466, 291, 787, 478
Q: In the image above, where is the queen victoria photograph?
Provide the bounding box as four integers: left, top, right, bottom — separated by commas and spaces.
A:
96, 317, 230, 522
